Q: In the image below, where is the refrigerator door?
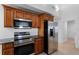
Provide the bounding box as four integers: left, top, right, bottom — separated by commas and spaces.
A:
48, 37, 55, 54
48, 36, 58, 54
48, 21, 57, 54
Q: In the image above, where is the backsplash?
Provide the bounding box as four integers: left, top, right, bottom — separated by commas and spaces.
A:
30, 28, 38, 36
0, 28, 38, 39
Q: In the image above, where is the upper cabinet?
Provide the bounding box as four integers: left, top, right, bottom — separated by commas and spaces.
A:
32, 14, 40, 28
24, 12, 32, 20
4, 6, 14, 27
40, 13, 54, 21
14, 9, 24, 18
38, 13, 54, 37
3, 5, 54, 28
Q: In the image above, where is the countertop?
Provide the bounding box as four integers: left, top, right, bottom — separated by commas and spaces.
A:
0, 38, 14, 44
0, 35, 39, 44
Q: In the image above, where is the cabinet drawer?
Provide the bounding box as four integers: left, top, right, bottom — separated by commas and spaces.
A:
3, 48, 14, 55
2, 42, 14, 50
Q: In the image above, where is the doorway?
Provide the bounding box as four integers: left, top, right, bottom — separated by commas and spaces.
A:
62, 20, 76, 53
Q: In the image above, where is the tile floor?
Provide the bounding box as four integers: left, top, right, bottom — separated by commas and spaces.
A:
39, 38, 79, 55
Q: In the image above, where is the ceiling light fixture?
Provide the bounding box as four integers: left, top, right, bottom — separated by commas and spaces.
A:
55, 5, 59, 11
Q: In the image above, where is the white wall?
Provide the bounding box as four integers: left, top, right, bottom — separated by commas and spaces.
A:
74, 18, 79, 48
0, 5, 14, 39
0, 5, 38, 40
0, 45, 2, 55
58, 19, 67, 43
67, 20, 75, 39
58, 4, 79, 48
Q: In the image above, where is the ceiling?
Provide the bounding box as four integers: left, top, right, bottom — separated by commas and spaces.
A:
7, 4, 57, 15
7, 4, 45, 14
7, 4, 79, 19
8, 4, 50, 14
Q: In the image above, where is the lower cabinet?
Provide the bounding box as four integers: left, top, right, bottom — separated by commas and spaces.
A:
2, 38, 44, 55
34, 38, 43, 54
2, 48, 14, 55
2, 42, 14, 55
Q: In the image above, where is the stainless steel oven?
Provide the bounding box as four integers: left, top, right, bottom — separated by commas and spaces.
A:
14, 32, 34, 55
14, 18, 32, 29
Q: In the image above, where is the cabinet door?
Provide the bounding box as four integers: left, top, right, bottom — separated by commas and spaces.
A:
46, 15, 54, 21
3, 48, 14, 55
2, 42, 14, 50
38, 15, 44, 37
24, 12, 32, 20
14, 9, 24, 18
38, 38, 43, 53
4, 7, 14, 27
44, 14, 49, 20
32, 14, 40, 28
50, 16, 54, 21
35, 15, 40, 28
34, 40, 39, 54
2, 42, 14, 55
41, 13, 54, 21
34, 38, 43, 54
38, 21, 44, 37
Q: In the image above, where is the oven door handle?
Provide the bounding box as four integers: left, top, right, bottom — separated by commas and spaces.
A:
14, 41, 34, 47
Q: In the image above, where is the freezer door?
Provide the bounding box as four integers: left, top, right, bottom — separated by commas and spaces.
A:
48, 36, 58, 54
48, 37, 55, 54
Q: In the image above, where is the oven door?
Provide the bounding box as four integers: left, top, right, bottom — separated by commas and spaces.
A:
14, 43, 34, 55
14, 19, 32, 29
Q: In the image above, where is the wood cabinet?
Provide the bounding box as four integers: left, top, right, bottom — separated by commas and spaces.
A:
3, 5, 54, 29
32, 14, 40, 28
38, 15, 44, 37
2, 42, 14, 50
34, 38, 43, 54
4, 6, 14, 27
40, 13, 54, 21
14, 9, 24, 18
38, 13, 54, 37
39, 21, 44, 37
2, 48, 14, 55
24, 12, 32, 20
2, 42, 14, 55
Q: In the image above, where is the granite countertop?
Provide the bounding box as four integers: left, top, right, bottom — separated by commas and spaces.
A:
0, 38, 14, 44
0, 35, 39, 44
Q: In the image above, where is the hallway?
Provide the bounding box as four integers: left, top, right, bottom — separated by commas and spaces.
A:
55, 38, 79, 55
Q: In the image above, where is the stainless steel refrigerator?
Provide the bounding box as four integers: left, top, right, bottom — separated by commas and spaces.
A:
44, 20, 58, 54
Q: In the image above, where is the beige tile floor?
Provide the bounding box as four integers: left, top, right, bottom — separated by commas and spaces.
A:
39, 38, 79, 55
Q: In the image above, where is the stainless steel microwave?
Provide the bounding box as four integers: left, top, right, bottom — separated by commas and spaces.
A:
14, 18, 32, 29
